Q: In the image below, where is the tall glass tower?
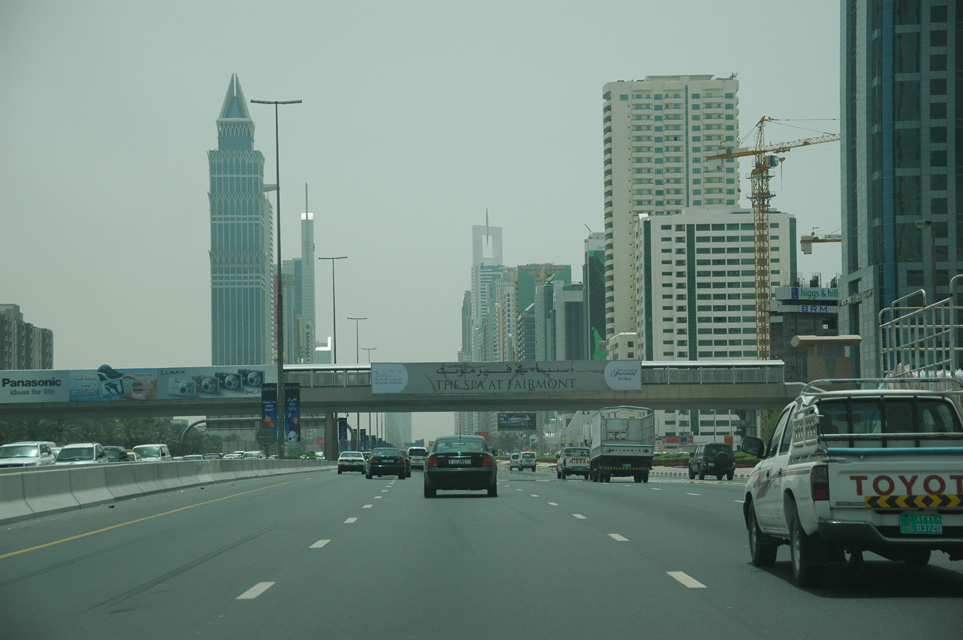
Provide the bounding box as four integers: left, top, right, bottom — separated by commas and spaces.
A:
208, 74, 273, 366
839, 1, 960, 376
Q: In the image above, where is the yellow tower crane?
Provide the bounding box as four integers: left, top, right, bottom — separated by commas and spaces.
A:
707, 116, 839, 360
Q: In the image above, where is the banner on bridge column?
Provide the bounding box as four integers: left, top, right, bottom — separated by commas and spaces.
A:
261, 383, 278, 441
284, 382, 301, 443
370, 361, 642, 394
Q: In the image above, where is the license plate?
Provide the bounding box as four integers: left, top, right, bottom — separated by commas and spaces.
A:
448, 458, 471, 465
900, 512, 942, 535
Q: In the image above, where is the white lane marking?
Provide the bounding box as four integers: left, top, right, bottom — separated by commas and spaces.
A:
572, 514, 587, 520
310, 539, 330, 549
667, 571, 706, 588
530, 494, 539, 498
345, 517, 358, 524
237, 582, 275, 599
548, 502, 559, 506
734, 499, 745, 504
650, 487, 662, 491
381, 490, 389, 493
374, 496, 383, 499
363, 504, 373, 509
516, 488, 523, 492
686, 492, 700, 496
608, 533, 629, 542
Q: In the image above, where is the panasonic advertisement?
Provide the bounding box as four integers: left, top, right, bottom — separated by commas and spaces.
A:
0, 365, 276, 404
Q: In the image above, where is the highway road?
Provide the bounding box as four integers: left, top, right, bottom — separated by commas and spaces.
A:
1, 466, 961, 640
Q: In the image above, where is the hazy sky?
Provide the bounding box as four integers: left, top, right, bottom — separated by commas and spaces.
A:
1, 1, 843, 442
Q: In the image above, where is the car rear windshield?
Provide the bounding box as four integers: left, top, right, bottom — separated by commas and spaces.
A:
565, 449, 589, 457
521, 452, 535, 458
435, 439, 487, 452
816, 397, 963, 435
58, 447, 93, 461
408, 448, 427, 456
704, 444, 731, 454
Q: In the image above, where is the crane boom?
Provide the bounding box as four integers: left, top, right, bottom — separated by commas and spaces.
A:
707, 116, 840, 359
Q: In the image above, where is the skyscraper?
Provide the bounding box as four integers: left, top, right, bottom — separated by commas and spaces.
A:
602, 75, 740, 352
208, 74, 274, 366
839, 1, 960, 376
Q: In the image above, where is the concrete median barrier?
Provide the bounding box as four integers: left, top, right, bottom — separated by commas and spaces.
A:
0, 472, 33, 524
68, 466, 113, 508
22, 468, 80, 517
105, 464, 144, 500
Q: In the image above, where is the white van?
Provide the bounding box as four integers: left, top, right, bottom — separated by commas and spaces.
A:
132, 443, 172, 461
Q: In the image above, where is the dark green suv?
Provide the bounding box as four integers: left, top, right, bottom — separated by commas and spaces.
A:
688, 443, 735, 480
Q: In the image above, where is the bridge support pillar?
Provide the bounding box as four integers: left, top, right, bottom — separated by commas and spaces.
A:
324, 412, 338, 461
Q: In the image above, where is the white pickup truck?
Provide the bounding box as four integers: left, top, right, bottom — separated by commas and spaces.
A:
741, 377, 963, 587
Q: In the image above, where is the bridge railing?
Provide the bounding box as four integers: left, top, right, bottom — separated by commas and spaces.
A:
285, 365, 372, 389
640, 360, 784, 385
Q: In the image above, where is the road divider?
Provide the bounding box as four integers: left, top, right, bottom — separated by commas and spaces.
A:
0, 459, 335, 525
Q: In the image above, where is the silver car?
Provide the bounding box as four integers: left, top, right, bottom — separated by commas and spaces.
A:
0, 441, 58, 468
55, 443, 109, 465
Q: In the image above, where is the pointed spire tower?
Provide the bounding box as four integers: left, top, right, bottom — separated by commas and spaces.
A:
208, 74, 274, 366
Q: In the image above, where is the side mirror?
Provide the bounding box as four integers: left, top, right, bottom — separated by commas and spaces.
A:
741, 436, 765, 458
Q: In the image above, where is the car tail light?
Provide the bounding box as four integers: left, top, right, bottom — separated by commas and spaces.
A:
811, 464, 830, 501
482, 456, 493, 467
427, 455, 437, 468
370, 457, 380, 464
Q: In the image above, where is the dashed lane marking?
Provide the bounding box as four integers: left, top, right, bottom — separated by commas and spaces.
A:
310, 539, 330, 549
548, 502, 559, 506
374, 496, 383, 499
572, 514, 587, 520
363, 504, 373, 509
608, 534, 629, 542
345, 517, 358, 524
686, 493, 700, 496
667, 572, 706, 588
237, 582, 275, 599
530, 494, 539, 498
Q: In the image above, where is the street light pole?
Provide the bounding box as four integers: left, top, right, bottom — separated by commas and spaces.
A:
348, 316, 367, 450
318, 256, 348, 363
362, 346, 377, 446
251, 97, 301, 459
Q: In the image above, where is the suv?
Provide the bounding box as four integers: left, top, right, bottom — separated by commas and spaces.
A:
0, 441, 57, 468
688, 443, 735, 480
508, 452, 521, 470
407, 447, 428, 470
519, 451, 537, 472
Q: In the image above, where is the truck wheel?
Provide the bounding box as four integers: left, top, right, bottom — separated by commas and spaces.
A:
688, 466, 695, 479
748, 502, 777, 567
726, 470, 735, 481
790, 507, 824, 587
642, 471, 649, 483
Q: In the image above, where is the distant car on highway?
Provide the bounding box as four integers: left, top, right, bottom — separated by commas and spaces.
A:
556, 447, 590, 480
133, 444, 173, 462
0, 441, 58, 468
182, 454, 203, 461
103, 446, 129, 463
508, 452, 521, 470
423, 435, 497, 498
519, 451, 537, 472
202, 453, 222, 460
55, 443, 109, 465
338, 451, 366, 474
366, 447, 408, 479
407, 446, 428, 470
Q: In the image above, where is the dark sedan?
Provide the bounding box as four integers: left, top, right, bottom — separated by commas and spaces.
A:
366, 448, 408, 480
423, 436, 497, 498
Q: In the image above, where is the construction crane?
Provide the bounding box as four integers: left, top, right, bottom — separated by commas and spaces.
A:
707, 116, 840, 360
800, 228, 842, 255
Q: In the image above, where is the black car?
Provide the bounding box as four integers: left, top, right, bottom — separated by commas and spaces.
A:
103, 446, 129, 462
366, 447, 407, 480
688, 443, 736, 480
423, 435, 497, 498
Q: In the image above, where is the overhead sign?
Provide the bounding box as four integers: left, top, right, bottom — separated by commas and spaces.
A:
0, 365, 275, 405
498, 412, 536, 431
371, 361, 643, 395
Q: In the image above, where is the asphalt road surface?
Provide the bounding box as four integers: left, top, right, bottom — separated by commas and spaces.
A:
2, 466, 961, 639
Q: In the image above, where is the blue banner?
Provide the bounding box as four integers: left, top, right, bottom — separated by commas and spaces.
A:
284, 382, 301, 443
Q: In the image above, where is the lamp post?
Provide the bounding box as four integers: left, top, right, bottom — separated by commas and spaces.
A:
318, 256, 348, 363
347, 316, 367, 450
251, 97, 301, 459
915, 220, 936, 297
362, 346, 377, 446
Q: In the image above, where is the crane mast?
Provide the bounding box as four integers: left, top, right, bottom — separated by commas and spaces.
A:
708, 116, 840, 360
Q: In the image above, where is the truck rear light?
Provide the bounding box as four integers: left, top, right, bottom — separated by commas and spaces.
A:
811, 464, 830, 501
427, 455, 437, 468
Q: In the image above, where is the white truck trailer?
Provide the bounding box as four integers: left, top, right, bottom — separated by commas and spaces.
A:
589, 406, 655, 483
742, 377, 963, 587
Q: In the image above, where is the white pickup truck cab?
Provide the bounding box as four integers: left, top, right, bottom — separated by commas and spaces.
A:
741, 377, 963, 587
